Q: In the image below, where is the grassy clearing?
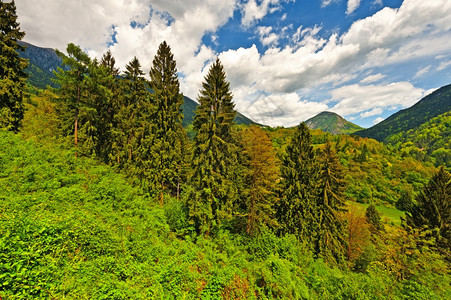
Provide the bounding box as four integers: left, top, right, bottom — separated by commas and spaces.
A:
348, 201, 405, 226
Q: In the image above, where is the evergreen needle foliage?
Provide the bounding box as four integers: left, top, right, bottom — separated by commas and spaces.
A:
149, 41, 186, 202
189, 58, 237, 234
0, 0, 28, 132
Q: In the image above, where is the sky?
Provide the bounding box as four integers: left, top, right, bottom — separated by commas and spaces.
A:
15, 0, 451, 128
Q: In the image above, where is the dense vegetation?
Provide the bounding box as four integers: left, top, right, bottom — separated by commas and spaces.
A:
386, 111, 451, 169
356, 84, 451, 143
305, 111, 363, 135
1, 2, 450, 298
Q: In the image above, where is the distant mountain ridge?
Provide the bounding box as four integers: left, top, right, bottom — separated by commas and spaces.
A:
305, 111, 363, 135
355, 84, 451, 142
18, 41, 257, 126
18, 41, 62, 89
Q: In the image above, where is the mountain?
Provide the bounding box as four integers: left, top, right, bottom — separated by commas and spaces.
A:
181, 96, 257, 127
18, 41, 257, 126
355, 84, 451, 142
305, 111, 363, 135
18, 41, 62, 89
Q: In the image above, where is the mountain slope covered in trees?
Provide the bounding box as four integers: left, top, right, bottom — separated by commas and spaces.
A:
355, 84, 451, 142
305, 111, 363, 135
3, 3, 450, 298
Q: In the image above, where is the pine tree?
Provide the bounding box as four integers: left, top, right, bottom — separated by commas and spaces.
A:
405, 166, 451, 254
277, 122, 317, 240
189, 58, 237, 234
315, 141, 347, 265
0, 0, 28, 132
149, 41, 186, 202
54, 43, 91, 156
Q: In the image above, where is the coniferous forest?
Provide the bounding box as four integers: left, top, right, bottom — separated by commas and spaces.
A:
1, 2, 450, 299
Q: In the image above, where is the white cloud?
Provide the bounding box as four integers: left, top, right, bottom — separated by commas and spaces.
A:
414, 65, 432, 78
360, 73, 386, 84
360, 107, 383, 118
241, 0, 290, 27
321, 0, 339, 8
330, 82, 426, 116
234, 90, 328, 127
437, 60, 451, 71
373, 117, 384, 125
346, 0, 361, 15
257, 26, 279, 46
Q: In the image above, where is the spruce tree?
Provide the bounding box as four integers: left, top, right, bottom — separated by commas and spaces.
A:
277, 122, 317, 240
315, 141, 347, 265
405, 166, 451, 253
0, 0, 28, 132
189, 58, 237, 234
110, 57, 153, 186
149, 41, 185, 202
54, 43, 91, 156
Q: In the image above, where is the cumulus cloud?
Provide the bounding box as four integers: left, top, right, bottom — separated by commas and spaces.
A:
16, 0, 236, 99
329, 82, 426, 116
360, 107, 383, 118
241, 0, 291, 27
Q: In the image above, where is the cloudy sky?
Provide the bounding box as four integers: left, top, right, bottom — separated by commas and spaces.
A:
15, 0, 451, 127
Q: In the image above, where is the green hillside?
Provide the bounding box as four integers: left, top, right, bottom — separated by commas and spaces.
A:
356, 84, 451, 142
387, 111, 451, 168
305, 111, 363, 135
1, 129, 449, 299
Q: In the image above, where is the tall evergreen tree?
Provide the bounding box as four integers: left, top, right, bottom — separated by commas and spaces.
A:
54, 43, 91, 156
0, 0, 28, 132
189, 58, 237, 234
110, 57, 153, 186
277, 122, 317, 240
405, 166, 451, 254
315, 141, 347, 265
149, 41, 186, 202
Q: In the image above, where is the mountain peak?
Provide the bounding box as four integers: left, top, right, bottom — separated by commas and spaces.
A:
305, 111, 363, 135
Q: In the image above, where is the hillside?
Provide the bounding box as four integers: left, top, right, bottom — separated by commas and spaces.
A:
305, 111, 363, 135
386, 111, 451, 168
355, 84, 451, 142
18, 41, 62, 89
181, 96, 257, 127
1, 129, 448, 299
18, 41, 257, 127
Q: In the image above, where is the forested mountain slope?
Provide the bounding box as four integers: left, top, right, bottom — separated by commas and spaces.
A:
355, 84, 451, 142
305, 111, 363, 135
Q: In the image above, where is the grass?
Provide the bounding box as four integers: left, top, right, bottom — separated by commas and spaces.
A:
348, 201, 405, 226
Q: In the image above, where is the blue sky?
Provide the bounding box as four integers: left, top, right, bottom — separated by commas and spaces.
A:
16, 0, 451, 127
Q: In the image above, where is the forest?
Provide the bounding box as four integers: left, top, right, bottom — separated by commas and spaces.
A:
1, 1, 450, 299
